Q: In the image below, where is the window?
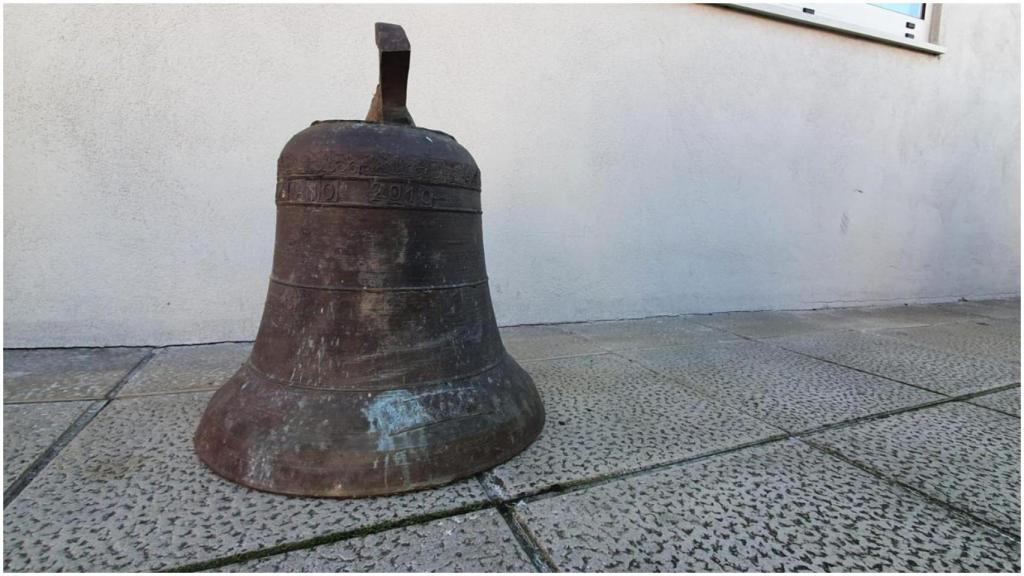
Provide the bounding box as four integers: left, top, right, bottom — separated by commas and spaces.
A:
729, 3, 945, 55
875, 4, 924, 19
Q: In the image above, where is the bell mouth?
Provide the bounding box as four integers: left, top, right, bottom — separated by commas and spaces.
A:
194, 353, 544, 498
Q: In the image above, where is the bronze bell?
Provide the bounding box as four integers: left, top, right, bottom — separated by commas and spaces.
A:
194, 23, 545, 497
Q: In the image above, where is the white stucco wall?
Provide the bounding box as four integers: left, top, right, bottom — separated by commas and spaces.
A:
4, 3, 1020, 347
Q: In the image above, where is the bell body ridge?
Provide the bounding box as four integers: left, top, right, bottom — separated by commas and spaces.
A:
193, 104, 545, 496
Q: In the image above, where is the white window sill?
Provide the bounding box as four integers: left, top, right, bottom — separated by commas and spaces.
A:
727, 3, 946, 55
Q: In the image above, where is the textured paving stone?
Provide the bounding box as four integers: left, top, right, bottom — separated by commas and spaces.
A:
562, 316, 738, 351
488, 354, 781, 499
626, 340, 939, 432
220, 509, 531, 572
1, 393, 489, 572
691, 310, 836, 339
968, 387, 1021, 417
939, 299, 1021, 321
518, 440, 1021, 572
809, 402, 1020, 533
876, 319, 1020, 364
3, 348, 150, 402
3, 401, 92, 490
776, 330, 1019, 396
118, 343, 251, 397
499, 325, 602, 362
814, 303, 975, 330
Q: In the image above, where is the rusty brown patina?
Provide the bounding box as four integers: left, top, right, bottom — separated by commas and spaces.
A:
194, 23, 545, 498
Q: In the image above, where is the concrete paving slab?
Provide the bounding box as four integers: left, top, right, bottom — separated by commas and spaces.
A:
517, 440, 1020, 572
977, 297, 1020, 305
776, 330, 1019, 396
219, 509, 531, 572
691, 310, 837, 339
968, 387, 1021, 417
938, 300, 1021, 321
813, 303, 975, 331
875, 319, 1020, 364
1, 392, 489, 572
808, 402, 1020, 533
997, 296, 1022, 311
499, 325, 603, 361
3, 347, 150, 403
488, 354, 782, 499
561, 316, 738, 351
3, 401, 92, 490
625, 340, 940, 432
992, 296, 1022, 307
118, 343, 251, 397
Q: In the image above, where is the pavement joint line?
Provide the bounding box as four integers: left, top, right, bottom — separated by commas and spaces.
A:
164, 380, 1018, 570
770, 340, 954, 393
498, 502, 559, 572
951, 310, 1019, 322
856, 321, 1021, 358
549, 324, 738, 357
518, 433, 793, 505
623, 305, 1020, 432
695, 319, 988, 400
799, 437, 1021, 541
115, 387, 223, 400
601, 340, 1019, 445
178, 475, 504, 572
507, 294, 1017, 331
103, 349, 159, 400
164, 324, 1020, 569
2, 399, 107, 508
184, 435, 793, 571
774, 339, 1017, 399
166, 500, 497, 572
967, 404, 1021, 419
7, 304, 1019, 568
2, 349, 156, 508
3, 344, 159, 352
512, 379, 1021, 506
2, 340, 254, 352
780, 294, 1015, 307
603, 346, 790, 435
536, 319, 1007, 432
520, 313, 696, 331
862, 322, 1022, 366
960, 384, 1022, 418
687, 311, 1006, 339
791, 382, 1022, 437
518, 350, 613, 364
3, 396, 112, 406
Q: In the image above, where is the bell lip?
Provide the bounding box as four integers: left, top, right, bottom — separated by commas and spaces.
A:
307, 119, 457, 141
194, 410, 543, 500
193, 353, 545, 499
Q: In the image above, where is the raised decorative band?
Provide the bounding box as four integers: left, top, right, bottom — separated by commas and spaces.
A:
276, 178, 481, 213
269, 276, 489, 292
278, 152, 481, 189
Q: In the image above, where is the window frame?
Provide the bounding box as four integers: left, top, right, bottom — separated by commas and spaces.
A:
728, 3, 945, 55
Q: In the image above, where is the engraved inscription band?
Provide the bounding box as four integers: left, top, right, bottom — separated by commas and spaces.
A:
278, 152, 482, 190
277, 178, 481, 213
